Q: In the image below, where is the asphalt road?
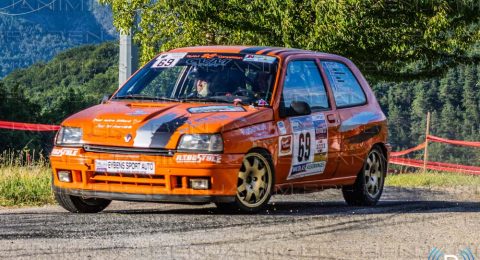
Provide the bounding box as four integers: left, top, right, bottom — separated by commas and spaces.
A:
0, 186, 479, 259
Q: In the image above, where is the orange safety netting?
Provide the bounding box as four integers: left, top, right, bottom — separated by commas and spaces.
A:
0, 120, 60, 131
427, 135, 480, 148
390, 134, 480, 174
390, 157, 480, 175
390, 142, 426, 157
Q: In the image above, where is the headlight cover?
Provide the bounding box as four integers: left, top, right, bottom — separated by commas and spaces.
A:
177, 134, 223, 152
56, 127, 83, 146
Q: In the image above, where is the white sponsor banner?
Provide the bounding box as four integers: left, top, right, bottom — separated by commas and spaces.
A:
95, 160, 155, 175
287, 113, 328, 180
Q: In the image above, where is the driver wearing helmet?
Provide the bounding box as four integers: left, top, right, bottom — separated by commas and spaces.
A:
196, 77, 210, 97
189, 69, 214, 97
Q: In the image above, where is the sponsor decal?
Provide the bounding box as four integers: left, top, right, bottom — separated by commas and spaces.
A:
291, 162, 326, 175
198, 53, 243, 60
51, 148, 79, 157
287, 113, 328, 180
95, 160, 155, 175
127, 109, 148, 116
201, 53, 218, 59
312, 114, 328, 154
188, 105, 245, 113
151, 52, 187, 68
184, 58, 231, 67
257, 99, 268, 106
277, 121, 287, 135
278, 135, 292, 157
93, 118, 134, 129
175, 154, 222, 164
243, 54, 277, 63
240, 124, 268, 136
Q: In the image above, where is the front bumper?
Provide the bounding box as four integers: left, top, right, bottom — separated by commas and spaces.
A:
50, 146, 243, 202
52, 186, 234, 203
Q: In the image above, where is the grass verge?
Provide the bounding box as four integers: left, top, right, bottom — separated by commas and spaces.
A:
386, 171, 480, 188
0, 151, 54, 207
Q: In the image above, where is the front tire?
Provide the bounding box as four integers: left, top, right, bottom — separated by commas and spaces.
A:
342, 147, 386, 206
54, 190, 111, 213
216, 151, 274, 213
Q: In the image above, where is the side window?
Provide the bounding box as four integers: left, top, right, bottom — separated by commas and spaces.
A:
321, 61, 367, 108
282, 60, 329, 110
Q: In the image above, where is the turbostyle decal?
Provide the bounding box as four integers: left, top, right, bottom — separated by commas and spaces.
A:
175, 154, 222, 164
287, 113, 328, 180
278, 135, 292, 157
188, 106, 245, 114
51, 148, 80, 157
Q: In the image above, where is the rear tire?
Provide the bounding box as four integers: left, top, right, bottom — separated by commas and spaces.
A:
216, 151, 274, 213
54, 190, 111, 213
342, 147, 386, 206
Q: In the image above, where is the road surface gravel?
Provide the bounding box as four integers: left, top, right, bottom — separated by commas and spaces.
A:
0, 186, 479, 259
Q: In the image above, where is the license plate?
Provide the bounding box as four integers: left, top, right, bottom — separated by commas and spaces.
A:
94, 160, 155, 175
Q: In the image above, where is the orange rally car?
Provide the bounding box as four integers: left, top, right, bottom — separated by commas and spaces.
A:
50, 46, 390, 213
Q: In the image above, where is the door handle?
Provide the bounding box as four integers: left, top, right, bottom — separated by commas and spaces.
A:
327, 114, 337, 123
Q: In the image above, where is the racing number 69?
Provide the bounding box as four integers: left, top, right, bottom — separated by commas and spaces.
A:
156, 58, 175, 67
297, 132, 311, 162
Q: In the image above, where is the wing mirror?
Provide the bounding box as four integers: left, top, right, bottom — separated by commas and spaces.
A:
290, 101, 311, 116
280, 101, 311, 117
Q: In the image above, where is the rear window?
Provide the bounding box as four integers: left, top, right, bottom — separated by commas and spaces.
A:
321, 61, 367, 108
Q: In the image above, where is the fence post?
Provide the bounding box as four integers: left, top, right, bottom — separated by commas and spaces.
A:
423, 112, 431, 173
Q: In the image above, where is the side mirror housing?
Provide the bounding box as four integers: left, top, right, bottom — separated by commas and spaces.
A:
280, 101, 311, 117
290, 101, 311, 116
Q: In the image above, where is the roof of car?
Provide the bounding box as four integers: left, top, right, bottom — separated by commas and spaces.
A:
169, 45, 342, 59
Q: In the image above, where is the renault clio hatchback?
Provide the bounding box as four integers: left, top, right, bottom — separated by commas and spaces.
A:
51, 46, 389, 213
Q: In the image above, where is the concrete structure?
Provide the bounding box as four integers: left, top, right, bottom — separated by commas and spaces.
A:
118, 32, 138, 88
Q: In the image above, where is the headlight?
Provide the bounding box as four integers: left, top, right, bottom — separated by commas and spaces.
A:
56, 127, 83, 145
177, 134, 223, 152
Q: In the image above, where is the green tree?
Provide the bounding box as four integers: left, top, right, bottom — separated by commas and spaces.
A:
0, 42, 118, 153
462, 64, 479, 139
100, 0, 480, 77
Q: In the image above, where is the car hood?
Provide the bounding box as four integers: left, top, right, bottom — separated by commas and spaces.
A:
62, 101, 273, 149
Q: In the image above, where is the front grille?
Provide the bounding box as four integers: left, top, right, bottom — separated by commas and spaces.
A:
90, 172, 166, 187
84, 144, 174, 156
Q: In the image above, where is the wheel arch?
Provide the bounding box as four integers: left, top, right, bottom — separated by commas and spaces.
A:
372, 142, 389, 165
244, 147, 276, 185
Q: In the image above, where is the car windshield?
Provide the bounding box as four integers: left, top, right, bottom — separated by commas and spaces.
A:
113, 52, 278, 106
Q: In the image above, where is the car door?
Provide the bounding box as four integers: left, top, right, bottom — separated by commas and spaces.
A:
276, 59, 341, 183
320, 60, 370, 178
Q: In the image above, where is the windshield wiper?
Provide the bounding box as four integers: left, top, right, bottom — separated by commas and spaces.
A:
114, 94, 179, 102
